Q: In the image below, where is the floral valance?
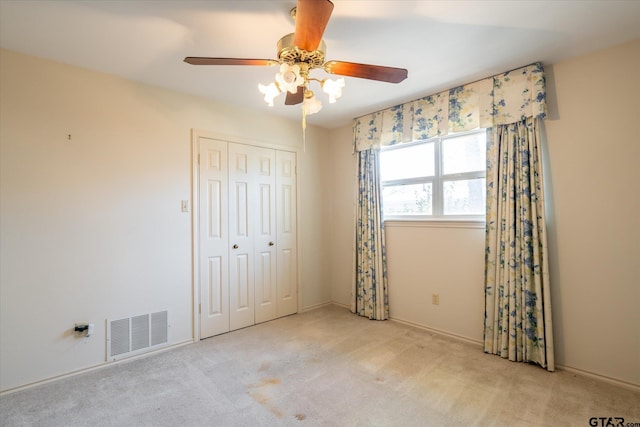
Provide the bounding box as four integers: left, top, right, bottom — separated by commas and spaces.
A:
353, 62, 546, 151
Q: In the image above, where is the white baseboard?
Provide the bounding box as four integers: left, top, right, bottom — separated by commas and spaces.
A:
331, 301, 350, 310
300, 301, 333, 312
556, 364, 640, 392
0, 339, 194, 396
327, 302, 482, 346
388, 315, 483, 347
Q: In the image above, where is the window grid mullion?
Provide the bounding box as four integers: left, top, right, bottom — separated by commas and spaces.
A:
433, 138, 443, 216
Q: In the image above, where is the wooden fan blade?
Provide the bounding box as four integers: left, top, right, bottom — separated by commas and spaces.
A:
293, 0, 334, 52
285, 86, 304, 105
184, 57, 278, 66
324, 61, 408, 83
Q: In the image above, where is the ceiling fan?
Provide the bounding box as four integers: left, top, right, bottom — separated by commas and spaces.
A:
184, 0, 408, 115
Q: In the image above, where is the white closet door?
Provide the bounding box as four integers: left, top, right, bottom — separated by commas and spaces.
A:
199, 137, 229, 338
253, 147, 277, 324
198, 138, 297, 338
276, 150, 298, 317
228, 143, 255, 331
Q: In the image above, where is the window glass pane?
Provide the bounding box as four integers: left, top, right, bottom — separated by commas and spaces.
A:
443, 178, 486, 215
442, 132, 486, 175
380, 142, 434, 181
383, 183, 432, 215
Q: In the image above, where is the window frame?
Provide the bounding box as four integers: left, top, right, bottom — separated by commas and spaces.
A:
380, 128, 487, 223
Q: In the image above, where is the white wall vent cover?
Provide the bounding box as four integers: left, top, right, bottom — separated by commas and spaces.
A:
107, 311, 169, 361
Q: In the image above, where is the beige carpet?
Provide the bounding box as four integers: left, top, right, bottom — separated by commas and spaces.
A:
1, 305, 638, 426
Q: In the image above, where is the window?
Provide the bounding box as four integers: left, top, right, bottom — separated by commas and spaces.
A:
380, 129, 486, 220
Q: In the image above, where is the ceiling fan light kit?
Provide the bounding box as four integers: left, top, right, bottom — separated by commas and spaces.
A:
184, 0, 408, 132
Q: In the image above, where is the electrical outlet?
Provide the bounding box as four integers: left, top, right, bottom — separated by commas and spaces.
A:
432, 293, 440, 305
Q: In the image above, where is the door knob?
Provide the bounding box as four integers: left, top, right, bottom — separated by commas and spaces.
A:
232, 244, 239, 249
268, 242, 274, 246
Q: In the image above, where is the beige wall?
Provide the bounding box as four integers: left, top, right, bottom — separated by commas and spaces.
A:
0, 49, 330, 392
298, 126, 333, 309
543, 40, 639, 386
385, 223, 485, 342
328, 40, 640, 387
327, 125, 356, 307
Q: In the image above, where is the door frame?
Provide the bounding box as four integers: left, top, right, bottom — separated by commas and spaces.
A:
190, 129, 301, 341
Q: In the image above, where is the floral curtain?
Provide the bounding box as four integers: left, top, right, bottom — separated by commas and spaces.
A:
352, 148, 389, 320
351, 63, 553, 367
484, 118, 554, 370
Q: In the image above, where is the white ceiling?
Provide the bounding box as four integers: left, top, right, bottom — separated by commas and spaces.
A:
1, 0, 639, 129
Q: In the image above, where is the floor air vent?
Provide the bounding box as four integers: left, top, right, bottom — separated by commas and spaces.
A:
107, 311, 168, 360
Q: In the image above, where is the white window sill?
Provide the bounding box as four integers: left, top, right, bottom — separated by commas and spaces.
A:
383, 217, 485, 229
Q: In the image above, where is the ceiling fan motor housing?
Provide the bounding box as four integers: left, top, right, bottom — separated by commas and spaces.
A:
277, 33, 326, 68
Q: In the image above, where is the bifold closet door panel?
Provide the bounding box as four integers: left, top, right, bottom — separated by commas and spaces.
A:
199, 137, 230, 339
276, 150, 298, 318
253, 147, 277, 324
228, 143, 255, 331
